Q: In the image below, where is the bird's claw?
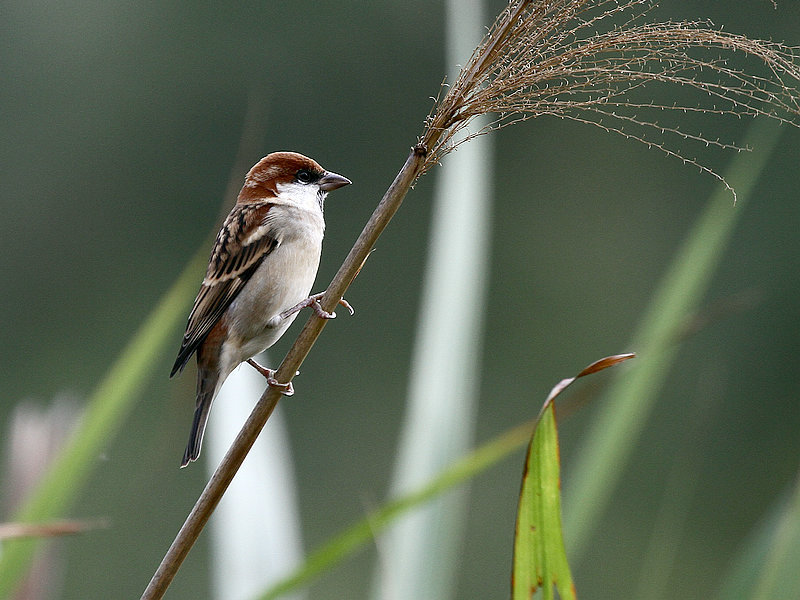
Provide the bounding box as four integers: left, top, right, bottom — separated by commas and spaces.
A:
337, 297, 355, 316
267, 376, 294, 397
246, 359, 295, 396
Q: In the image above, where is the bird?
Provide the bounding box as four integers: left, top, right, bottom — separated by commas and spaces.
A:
170, 151, 351, 467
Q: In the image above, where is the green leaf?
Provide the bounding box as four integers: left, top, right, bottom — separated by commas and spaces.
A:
513, 354, 632, 600
513, 403, 575, 600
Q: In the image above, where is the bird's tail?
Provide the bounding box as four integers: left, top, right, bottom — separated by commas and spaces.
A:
180, 370, 219, 468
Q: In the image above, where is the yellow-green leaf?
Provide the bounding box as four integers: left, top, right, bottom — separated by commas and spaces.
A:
513, 403, 575, 600
513, 353, 633, 600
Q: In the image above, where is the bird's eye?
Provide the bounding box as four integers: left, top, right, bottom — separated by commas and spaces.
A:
296, 169, 313, 184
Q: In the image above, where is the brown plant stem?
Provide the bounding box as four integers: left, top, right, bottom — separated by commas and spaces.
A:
141, 143, 430, 600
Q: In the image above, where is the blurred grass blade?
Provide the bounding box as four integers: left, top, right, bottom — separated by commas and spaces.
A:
564, 119, 785, 559
258, 355, 631, 600
633, 376, 722, 600
750, 473, 800, 600
372, 1, 491, 598
0, 249, 206, 598
0, 519, 105, 540
206, 358, 306, 600
717, 472, 800, 600
257, 420, 534, 600
513, 404, 574, 600
513, 354, 631, 600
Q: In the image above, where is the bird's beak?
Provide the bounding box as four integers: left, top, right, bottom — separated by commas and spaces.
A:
319, 171, 352, 192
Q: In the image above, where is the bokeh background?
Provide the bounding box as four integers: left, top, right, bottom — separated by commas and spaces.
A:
2, 1, 799, 598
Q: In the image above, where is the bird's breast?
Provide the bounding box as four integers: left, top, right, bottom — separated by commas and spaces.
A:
225, 214, 324, 358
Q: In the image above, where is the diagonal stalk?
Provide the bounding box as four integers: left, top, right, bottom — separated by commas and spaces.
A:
141, 144, 430, 599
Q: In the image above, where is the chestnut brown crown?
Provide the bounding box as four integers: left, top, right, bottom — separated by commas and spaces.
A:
237, 152, 350, 203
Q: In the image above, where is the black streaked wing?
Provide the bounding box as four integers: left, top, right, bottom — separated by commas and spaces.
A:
170, 202, 278, 376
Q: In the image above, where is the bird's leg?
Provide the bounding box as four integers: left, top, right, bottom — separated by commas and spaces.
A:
246, 359, 294, 396
268, 292, 355, 327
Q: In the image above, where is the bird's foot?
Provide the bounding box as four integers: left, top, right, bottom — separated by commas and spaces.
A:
278, 292, 355, 322
246, 359, 295, 396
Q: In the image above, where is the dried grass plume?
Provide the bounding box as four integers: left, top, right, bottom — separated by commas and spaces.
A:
420, 0, 800, 193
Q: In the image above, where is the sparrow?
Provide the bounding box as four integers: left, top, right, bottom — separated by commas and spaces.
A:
171, 151, 351, 467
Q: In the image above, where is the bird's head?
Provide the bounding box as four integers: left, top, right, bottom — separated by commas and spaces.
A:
237, 152, 351, 210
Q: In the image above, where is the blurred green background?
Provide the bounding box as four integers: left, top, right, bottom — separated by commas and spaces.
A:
2, 1, 799, 598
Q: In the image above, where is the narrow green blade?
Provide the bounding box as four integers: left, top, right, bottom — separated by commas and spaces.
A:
513, 353, 634, 600
513, 403, 575, 600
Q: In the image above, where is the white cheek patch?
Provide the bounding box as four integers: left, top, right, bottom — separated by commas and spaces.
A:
276, 181, 325, 211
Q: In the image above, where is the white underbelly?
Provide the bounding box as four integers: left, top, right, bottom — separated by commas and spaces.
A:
224, 236, 322, 361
